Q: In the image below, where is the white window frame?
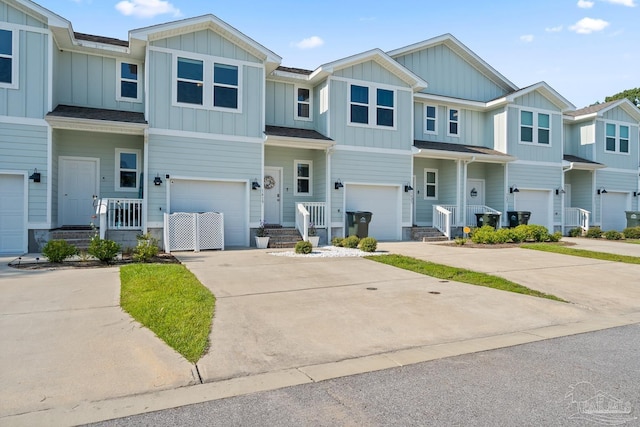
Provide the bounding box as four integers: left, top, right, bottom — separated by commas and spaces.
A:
425, 104, 437, 135
116, 60, 142, 102
0, 26, 19, 90
295, 85, 313, 121
604, 122, 630, 155
294, 160, 313, 196
348, 83, 397, 130
115, 148, 141, 192
423, 168, 438, 200
518, 108, 552, 146
447, 108, 459, 137
172, 53, 243, 113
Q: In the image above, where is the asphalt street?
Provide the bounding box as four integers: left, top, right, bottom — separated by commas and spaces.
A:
87, 323, 640, 426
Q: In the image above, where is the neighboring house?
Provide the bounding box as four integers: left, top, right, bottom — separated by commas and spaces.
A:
1, 0, 639, 254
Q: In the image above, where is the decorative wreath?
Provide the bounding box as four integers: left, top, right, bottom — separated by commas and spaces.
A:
264, 175, 276, 189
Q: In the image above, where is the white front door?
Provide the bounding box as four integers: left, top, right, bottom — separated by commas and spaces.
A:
60, 157, 99, 226
467, 179, 485, 205
264, 167, 282, 225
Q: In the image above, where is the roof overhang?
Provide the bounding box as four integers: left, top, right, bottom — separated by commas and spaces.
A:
45, 116, 148, 136
493, 82, 575, 112
7, 0, 69, 28
562, 159, 606, 171
265, 134, 335, 150
413, 147, 516, 163
415, 93, 488, 111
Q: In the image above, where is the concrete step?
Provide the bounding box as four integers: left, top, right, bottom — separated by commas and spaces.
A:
263, 228, 302, 248
49, 229, 97, 250
411, 227, 448, 242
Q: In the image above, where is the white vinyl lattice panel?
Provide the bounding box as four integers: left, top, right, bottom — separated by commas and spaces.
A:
198, 212, 224, 250
165, 212, 197, 251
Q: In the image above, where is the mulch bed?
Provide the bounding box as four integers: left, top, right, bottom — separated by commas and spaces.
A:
8, 252, 180, 270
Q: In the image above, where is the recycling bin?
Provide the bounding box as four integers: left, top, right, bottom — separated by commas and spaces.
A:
507, 211, 531, 228
626, 211, 640, 228
475, 213, 501, 229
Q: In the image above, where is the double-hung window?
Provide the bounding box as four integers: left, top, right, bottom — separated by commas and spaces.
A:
0, 28, 17, 89
606, 123, 630, 153
425, 105, 437, 134
175, 55, 241, 111
177, 57, 204, 105
296, 87, 312, 120
349, 83, 395, 128
520, 110, 551, 145
424, 169, 438, 199
295, 160, 312, 196
350, 84, 369, 124
117, 61, 141, 102
115, 149, 140, 191
447, 108, 459, 136
376, 88, 394, 127
213, 63, 238, 109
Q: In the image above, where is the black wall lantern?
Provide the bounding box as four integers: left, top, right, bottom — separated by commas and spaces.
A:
597, 187, 607, 195
153, 174, 163, 186
404, 184, 413, 192
334, 179, 344, 190
252, 178, 261, 190
29, 168, 41, 183
509, 185, 519, 194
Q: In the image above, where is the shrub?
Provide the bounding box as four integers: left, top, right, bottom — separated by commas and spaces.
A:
88, 237, 121, 263
342, 235, 360, 249
509, 225, 529, 243
295, 240, 312, 254
623, 226, 640, 239
470, 224, 556, 244
548, 231, 563, 242
586, 227, 602, 239
133, 234, 159, 262
332, 237, 344, 247
568, 227, 582, 237
604, 230, 623, 240
359, 237, 377, 252
454, 237, 467, 245
470, 226, 499, 244
42, 239, 78, 263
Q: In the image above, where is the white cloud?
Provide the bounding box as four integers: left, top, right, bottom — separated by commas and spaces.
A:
293, 36, 324, 50
569, 17, 610, 33
115, 0, 181, 19
602, 0, 636, 6
520, 34, 534, 42
545, 25, 563, 32
577, 0, 595, 8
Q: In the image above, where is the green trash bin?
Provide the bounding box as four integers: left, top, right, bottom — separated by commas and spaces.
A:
353, 211, 373, 238
626, 211, 640, 228
475, 213, 501, 229
507, 211, 531, 228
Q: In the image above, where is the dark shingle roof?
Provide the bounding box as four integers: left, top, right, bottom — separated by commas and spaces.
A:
48, 105, 147, 124
265, 125, 332, 141
565, 100, 618, 117
563, 155, 604, 166
74, 32, 129, 47
414, 140, 511, 157
275, 66, 313, 75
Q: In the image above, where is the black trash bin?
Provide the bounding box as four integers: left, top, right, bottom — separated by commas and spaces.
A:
475, 212, 501, 229
353, 211, 373, 238
507, 211, 531, 228
345, 211, 357, 237
626, 211, 640, 228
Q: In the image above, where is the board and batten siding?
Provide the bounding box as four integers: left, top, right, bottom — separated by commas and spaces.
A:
55, 51, 144, 113
0, 122, 48, 223
151, 30, 262, 64
147, 49, 264, 138
331, 150, 412, 224
513, 91, 560, 111
265, 80, 314, 130
507, 163, 562, 214
0, 11, 48, 118
394, 44, 508, 102
506, 106, 563, 162
594, 120, 639, 169
602, 107, 637, 123
564, 170, 593, 212
467, 162, 506, 213
146, 133, 262, 224
413, 158, 457, 225
333, 60, 407, 87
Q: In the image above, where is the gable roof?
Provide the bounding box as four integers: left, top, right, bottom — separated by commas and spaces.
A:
566, 98, 640, 122
488, 82, 575, 112
387, 34, 517, 93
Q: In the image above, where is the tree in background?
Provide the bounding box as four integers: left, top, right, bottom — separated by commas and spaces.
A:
605, 87, 640, 108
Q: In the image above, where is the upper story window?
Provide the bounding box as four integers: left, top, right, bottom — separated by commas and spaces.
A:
296, 86, 312, 120
0, 28, 18, 89
520, 110, 550, 145
606, 123, 629, 154
117, 61, 141, 102
175, 55, 241, 111
424, 168, 438, 200
425, 105, 437, 134
295, 160, 312, 196
115, 149, 140, 191
349, 83, 396, 129
447, 108, 459, 136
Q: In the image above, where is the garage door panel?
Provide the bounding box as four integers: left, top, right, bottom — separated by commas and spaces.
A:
0, 174, 26, 254
170, 180, 247, 247
346, 185, 399, 241
602, 193, 627, 231
515, 190, 551, 231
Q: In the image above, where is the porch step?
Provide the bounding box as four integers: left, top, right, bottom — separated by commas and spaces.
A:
49, 229, 97, 250
411, 227, 448, 242
264, 227, 303, 248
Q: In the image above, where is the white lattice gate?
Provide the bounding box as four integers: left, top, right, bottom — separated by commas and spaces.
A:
164, 212, 225, 252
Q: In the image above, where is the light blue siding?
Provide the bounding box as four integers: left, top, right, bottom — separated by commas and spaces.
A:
0, 122, 48, 222
513, 91, 560, 111
0, 2, 46, 27
507, 163, 562, 214
506, 107, 563, 162
565, 170, 593, 212
468, 162, 506, 213
394, 44, 508, 102
315, 79, 329, 136
413, 158, 458, 225
265, 80, 314, 129
334, 60, 408, 87
595, 120, 638, 169
602, 107, 636, 123
151, 30, 261, 64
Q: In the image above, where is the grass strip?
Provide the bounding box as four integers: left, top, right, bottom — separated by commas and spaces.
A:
522, 243, 640, 264
366, 254, 566, 302
120, 264, 215, 363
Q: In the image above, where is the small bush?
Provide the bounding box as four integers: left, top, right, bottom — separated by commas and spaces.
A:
604, 230, 623, 240
568, 227, 582, 237
470, 224, 555, 244
88, 238, 121, 263
548, 231, 563, 242
133, 234, 159, 262
295, 240, 312, 254
343, 235, 360, 249
586, 227, 602, 239
42, 240, 78, 263
359, 237, 377, 252
332, 237, 344, 247
454, 237, 467, 245
623, 226, 640, 239
470, 226, 498, 244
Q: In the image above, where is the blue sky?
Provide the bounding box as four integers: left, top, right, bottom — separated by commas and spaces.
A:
36, 0, 639, 108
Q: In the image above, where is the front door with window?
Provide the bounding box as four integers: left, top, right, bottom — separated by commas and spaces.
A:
60, 157, 99, 226
264, 167, 282, 225
467, 179, 485, 205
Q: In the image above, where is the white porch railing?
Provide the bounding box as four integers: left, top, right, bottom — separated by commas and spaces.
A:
96, 198, 143, 239
433, 205, 453, 239
295, 202, 326, 241
565, 208, 590, 233
466, 205, 502, 227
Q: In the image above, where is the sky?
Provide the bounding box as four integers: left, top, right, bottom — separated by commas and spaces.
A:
35, 0, 639, 109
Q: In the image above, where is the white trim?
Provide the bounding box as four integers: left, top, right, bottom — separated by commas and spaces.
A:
143, 130, 149, 234
347, 82, 397, 130
0, 26, 19, 89
334, 145, 413, 156
0, 171, 28, 254
46, 125, 52, 227
0, 21, 50, 35
294, 85, 313, 121
518, 108, 552, 147
116, 59, 143, 103
144, 43, 150, 121
293, 160, 313, 197
510, 160, 563, 167
148, 127, 263, 143
0, 116, 48, 126
414, 92, 487, 111
114, 148, 141, 192
45, 116, 147, 135
424, 103, 438, 135
47, 30, 53, 112
446, 107, 459, 137
603, 121, 631, 155
423, 168, 438, 200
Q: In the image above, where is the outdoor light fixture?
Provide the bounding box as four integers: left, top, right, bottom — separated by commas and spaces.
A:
404, 184, 413, 192
334, 179, 344, 190
634, 191, 638, 197
556, 187, 566, 195
251, 178, 261, 190
29, 168, 41, 183
597, 187, 607, 195
510, 185, 519, 194
153, 174, 163, 186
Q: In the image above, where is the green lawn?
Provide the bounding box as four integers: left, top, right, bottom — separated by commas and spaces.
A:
120, 264, 215, 363
522, 243, 640, 264
366, 254, 566, 302
625, 239, 640, 245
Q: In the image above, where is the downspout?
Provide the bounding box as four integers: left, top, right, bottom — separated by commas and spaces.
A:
462, 156, 476, 227
142, 128, 149, 234
561, 162, 575, 234
326, 147, 332, 243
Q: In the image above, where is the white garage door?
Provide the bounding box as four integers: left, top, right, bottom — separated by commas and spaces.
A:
515, 190, 552, 231
601, 192, 628, 231
170, 180, 248, 247
346, 184, 400, 241
0, 174, 26, 254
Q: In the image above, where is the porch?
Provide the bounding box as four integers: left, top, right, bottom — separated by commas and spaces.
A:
433, 204, 502, 239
